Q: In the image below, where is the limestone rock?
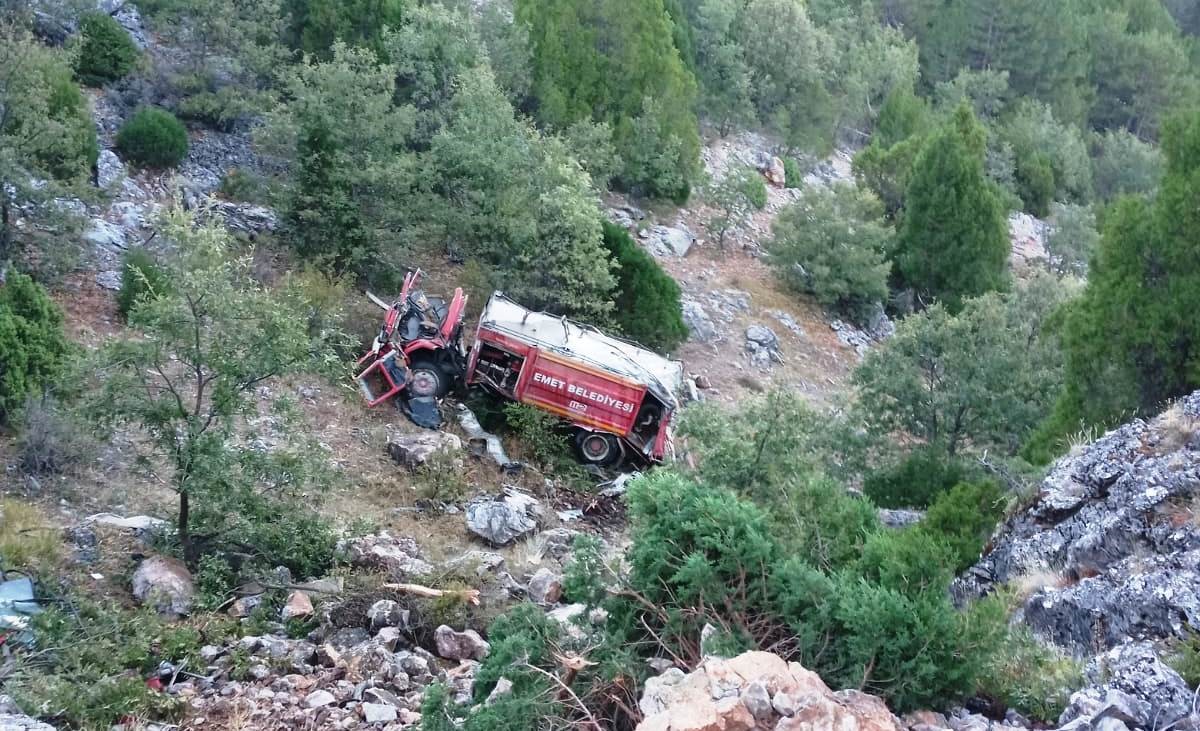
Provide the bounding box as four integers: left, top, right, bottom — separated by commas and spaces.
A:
131, 555, 194, 617
304, 689, 335, 708
343, 533, 435, 579
465, 488, 541, 546
527, 568, 563, 606
280, 591, 313, 621
434, 625, 490, 661
386, 431, 462, 469
361, 702, 397, 723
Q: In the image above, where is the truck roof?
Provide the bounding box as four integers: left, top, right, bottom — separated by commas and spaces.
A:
478, 294, 684, 408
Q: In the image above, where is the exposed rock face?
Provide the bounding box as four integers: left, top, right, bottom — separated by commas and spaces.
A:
465, 488, 542, 546
131, 555, 194, 617
640, 224, 696, 258
527, 567, 563, 606
636, 651, 903, 731
958, 392, 1200, 727
681, 299, 719, 343
1059, 642, 1196, 730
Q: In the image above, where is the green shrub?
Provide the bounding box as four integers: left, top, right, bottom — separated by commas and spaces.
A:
177, 87, 260, 132
116, 107, 189, 169
770, 183, 893, 323
42, 68, 99, 180
503, 402, 577, 475
1169, 632, 1200, 690
13, 599, 205, 728
0, 273, 69, 424
783, 157, 803, 188
600, 221, 687, 352
863, 447, 971, 509
856, 528, 955, 596
979, 624, 1084, 722
219, 168, 270, 204
117, 248, 173, 319
920, 480, 1005, 570
74, 12, 140, 85
1013, 151, 1056, 217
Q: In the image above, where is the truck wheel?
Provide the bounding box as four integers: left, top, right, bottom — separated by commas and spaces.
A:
408, 356, 450, 399
574, 430, 623, 468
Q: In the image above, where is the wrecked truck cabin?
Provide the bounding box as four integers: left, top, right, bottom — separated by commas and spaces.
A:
465, 293, 684, 467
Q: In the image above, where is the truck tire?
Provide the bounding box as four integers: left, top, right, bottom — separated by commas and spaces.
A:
408, 355, 450, 399
574, 430, 624, 468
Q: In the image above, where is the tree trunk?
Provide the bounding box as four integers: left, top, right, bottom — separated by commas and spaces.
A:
178, 489, 193, 566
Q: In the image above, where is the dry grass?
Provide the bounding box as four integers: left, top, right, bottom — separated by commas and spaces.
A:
1011, 568, 1071, 599
0, 498, 63, 573
1155, 401, 1199, 455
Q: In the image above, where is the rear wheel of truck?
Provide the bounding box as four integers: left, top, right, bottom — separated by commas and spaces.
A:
408, 356, 450, 399
574, 430, 624, 468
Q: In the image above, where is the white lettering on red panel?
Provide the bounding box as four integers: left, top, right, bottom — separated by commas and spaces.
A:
531, 371, 635, 413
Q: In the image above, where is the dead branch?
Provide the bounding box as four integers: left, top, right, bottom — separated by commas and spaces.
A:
519, 661, 602, 731
382, 583, 480, 606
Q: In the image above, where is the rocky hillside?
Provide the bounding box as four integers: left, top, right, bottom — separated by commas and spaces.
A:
957, 392, 1200, 729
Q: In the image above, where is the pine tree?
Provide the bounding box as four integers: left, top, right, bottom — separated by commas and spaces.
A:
516, 0, 700, 199
894, 104, 1010, 312
1038, 112, 1200, 447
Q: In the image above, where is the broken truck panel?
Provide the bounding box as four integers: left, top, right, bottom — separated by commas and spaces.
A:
465, 293, 684, 464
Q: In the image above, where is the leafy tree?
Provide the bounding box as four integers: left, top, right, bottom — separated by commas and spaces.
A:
516, 0, 701, 200
385, 3, 484, 144
560, 119, 621, 191
1088, 5, 1199, 139
873, 84, 929, 148
854, 275, 1068, 457
430, 66, 616, 321
702, 164, 767, 249
475, 0, 533, 106
282, 0, 405, 58
0, 24, 95, 266
933, 68, 1012, 123
261, 42, 415, 280
74, 11, 139, 86
687, 0, 756, 136
919, 479, 1005, 571
1091, 128, 1164, 201
1035, 112, 1200, 452
0, 272, 68, 423
601, 222, 687, 352
737, 0, 838, 153
852, 131, 924, 220
863, 447, 972, 510
116, 107, 189, 168
1045, 203, 1099, 278
894, 104, 1010, 311
769, 182, 892, 322
998, 100, 1093, 213
825, 7, 920, 137
89, 208, 342, 563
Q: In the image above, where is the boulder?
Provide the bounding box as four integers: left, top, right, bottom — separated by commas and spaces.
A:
228, 594, 264, 618
465, 488, 542, 546
97, 150, 125, 190
434, 625, 490, 661
83, 219, 127, 251
0, 712, 57, 731
527, 568, 563, 606
280, 591, 313, 621
362, 702, 397, 724
131, 555, 194, 617
304, 689, 336, 708
642, 224, 695, 258
681, 299, 720, 343
1059, 643, 1196, 730
387, 432, 462, 469
745, 325, 779, 352
763, 157, 786, 187
367, 599, 410, 633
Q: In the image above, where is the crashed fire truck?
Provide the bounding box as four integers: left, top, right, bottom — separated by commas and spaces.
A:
355, 274, 683, 466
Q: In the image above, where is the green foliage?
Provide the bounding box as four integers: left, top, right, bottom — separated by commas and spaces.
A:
894, 104, 1010, 311
116, 107, 189, 169
852, 132, 924, 220
601, 222, 687, 352
218, 168, 270, 204
13, 599, 206, 728
1091, 128, 1165, 201
430, 67, 616, 321
863, 448, 971, 510
703, 164, 767, 248
919, 480, 1005, 570
1045, 203, 1099, 279
194, 554, 238, 611
562, 119, 622, 191
1168, 632, 1200, 690
89, 208, 343, 564
769, 182, 892, 322
503, 402, 576, 475
782, 157, 802, 188
74, 11, 139, 85
0, 273, 68, 424
874, 84, 929, 148
263, 42, 414, 281
116, 248, 173, 320
1039, 111, 1200, 455
0, 25, 94, 264
516, 0, 701, 200
980, 624, 1084, 722
999, 100, 1093, 213
854, 274, 1069, 458
284, 0, 405, 59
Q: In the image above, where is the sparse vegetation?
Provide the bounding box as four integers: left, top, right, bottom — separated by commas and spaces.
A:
116, 247, 173, 320
0, 498, 62, 572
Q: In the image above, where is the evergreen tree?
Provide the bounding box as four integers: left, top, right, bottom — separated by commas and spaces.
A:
1038, 111, 1200, 450
601, 222, 688, 352
515, 0, 700, 200
895, 104, 1010, 311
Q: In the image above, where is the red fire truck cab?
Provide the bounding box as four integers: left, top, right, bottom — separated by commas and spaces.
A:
465, 294, 684, 467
